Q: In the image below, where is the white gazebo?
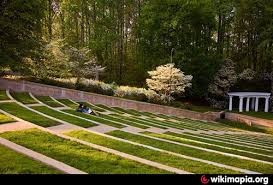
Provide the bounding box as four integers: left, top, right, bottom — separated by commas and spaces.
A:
227, 92, 271, 113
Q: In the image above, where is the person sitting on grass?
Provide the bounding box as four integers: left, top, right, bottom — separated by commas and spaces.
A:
76, 103, 84, 113
81, 105, 99, 116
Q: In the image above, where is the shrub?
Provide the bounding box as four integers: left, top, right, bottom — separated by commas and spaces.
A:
78, 79, 116, 96
146, 63, 192, 103
114, 86, 162, 103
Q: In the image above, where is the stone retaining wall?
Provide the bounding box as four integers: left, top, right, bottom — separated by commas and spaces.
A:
0, 78, 220, 121
225, 112, 273, 128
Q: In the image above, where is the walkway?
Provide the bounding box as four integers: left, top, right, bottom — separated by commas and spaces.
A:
0, 122, 34, 133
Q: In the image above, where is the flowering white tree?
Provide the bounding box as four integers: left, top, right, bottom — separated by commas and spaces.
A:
66, 47, 105, 83
207, 59, 256, 108
146, 63, 193, 103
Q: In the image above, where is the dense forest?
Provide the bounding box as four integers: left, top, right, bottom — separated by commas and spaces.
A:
1, 0, 273, 102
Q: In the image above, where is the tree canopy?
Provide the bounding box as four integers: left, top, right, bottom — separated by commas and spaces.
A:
1, 0, 273, 101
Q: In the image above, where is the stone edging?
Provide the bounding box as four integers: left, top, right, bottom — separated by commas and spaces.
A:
0, 78, 220, 121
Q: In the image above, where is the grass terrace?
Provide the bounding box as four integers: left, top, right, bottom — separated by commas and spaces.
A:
164, 132, 273, 156
66, 130, 238, 174
172, 132, 273, 152
31, 106, 97, 128
0, 90, 9, 101
112, 107, 143, 116
95, 104, 125, 113
36, 96, 64, 108
142, 132, 273, 162
0, 114, 15, 124
110, 114, 168, 129
0, 144, 61, 174
0, 129, 167, 174
10, 92, 37, 105
63, 109, 125, 128
107, 130, 273, 173
232, 111, 273, 120
78, 102, 107, 112
57, 99, 78, 109
0, 103, 61, 127
98, 114, 149, 129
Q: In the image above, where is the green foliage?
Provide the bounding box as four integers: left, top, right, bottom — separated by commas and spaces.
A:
1, 0, 273, 104
0, 0, 45, 72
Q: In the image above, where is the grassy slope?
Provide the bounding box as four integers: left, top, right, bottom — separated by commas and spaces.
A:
0, 129, 166, 174
0, 91, 9, 101
66, 130, 237, 174
58, 99, 78, 109
10, 92, 37, 104
32, 106, 97, 128
0, 144, 60, 174
0, 114, 15, 124
99, 114, 149, 129
108, 130, 273, 174
166, 132, 273, 156
0, 103, 61, 127
63, 109, 125, 128
111, 114, 168, 129
36, 96, 64, 107
142, 132, 273, 162
218, 119, 273, 135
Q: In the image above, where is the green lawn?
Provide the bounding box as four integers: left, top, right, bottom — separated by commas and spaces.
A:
108, 130, 273, 174
10, 92, 37, 104
96, 104, 124, 113
165, 132, 273, 156
0, 90, 9, 101
99, 114, 149, 129
32, 106, 97, 128
0, 103, 61, 127
142, 132, 273, 162
0, 114, 15, 124
57, 99, 78, 109
63, 109, 125, 128
36, 96, 64, 107
0, 129, 166, 174
0, 144, 61, 174
203, 133, 273, 148
112, 107, 143, 116
182, 132, 273, 152
236, 111, 273, 121
66, 130, 237, 174
111, 114, 168, 129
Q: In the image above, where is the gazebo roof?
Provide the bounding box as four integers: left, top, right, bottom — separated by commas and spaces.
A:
228, 92, 271, 97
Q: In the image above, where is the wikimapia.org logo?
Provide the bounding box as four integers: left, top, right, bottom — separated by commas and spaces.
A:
200, 175, 269, 185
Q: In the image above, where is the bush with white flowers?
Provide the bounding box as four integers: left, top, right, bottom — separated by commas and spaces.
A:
146, 63, 193, 103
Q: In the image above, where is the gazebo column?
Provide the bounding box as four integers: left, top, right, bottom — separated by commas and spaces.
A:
246, 97, 250, 112
255, 97, 259, 112
265, 97, 270, 113
239, 97, 244, 113
229, 96, 233, 111
251, 98, 255, 110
